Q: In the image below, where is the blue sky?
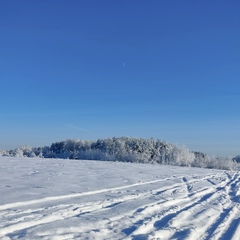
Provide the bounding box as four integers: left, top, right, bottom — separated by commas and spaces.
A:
1, 1, 240, 156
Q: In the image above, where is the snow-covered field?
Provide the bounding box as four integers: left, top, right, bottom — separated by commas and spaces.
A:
0, 157, 239, 240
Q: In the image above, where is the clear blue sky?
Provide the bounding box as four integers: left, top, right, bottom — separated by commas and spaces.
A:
1, 1, 240, 156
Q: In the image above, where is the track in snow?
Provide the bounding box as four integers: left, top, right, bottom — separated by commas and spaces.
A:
0, 157, 239, 240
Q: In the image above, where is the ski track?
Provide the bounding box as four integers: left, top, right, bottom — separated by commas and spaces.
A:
0, 163, 239, 239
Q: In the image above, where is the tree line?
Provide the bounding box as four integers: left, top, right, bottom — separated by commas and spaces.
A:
0, 137, 238, 170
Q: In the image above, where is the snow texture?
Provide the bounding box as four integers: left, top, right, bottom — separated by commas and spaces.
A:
0, 157, 239, 240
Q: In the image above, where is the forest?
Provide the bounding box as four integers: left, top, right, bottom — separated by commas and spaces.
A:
1, 137, 238, 170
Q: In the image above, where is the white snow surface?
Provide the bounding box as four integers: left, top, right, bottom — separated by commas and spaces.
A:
0, 157, 239, 240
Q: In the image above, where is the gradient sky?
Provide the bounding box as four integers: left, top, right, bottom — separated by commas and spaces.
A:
1, 1, 240, 156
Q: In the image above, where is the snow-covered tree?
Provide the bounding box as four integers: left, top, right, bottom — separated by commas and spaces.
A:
2, 137, 237, 170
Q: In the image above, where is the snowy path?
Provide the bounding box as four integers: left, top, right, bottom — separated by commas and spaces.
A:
0, 157, 239, 240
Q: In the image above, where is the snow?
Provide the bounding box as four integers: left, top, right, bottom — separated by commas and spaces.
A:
0, 157, 239, 240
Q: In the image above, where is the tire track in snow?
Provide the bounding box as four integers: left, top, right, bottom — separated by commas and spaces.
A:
115, 181, 225, 238
1, 172, 239, 239
0, 176, 190, 237
153, 172, 240, 240
125, 172, 240, 240
0, 173, 217, 211
0, 177, 181, 211
127, 187, 218, 239
206, 172, 240, 240
208, 206, 239, 240
0, 174, 217, 238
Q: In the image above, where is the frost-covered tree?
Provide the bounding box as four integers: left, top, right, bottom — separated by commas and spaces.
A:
0, 149, 7, 156
233, 155, 240, 163
2, 137, 237, 170
172, 145, 195, 166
